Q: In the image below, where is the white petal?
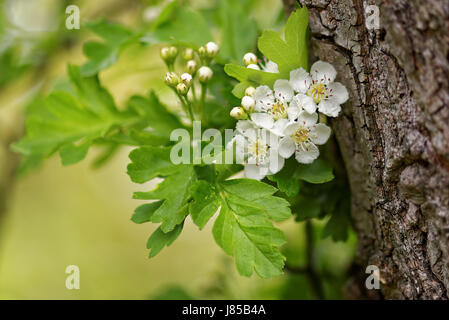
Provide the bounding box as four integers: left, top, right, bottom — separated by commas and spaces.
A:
318, 100, 341, 117
289, 68, 310, 93
310, 61, 336, 84
269, 154, 285, 174
328, 82, 349, 104
234, 135, 247, 163
244, 164, 268, 180
295, 143, 319, 164
292, 94, 316, 114
250, 113, 274, 129
278, 136, 295, 158
310, 123, 331, 145
247, 64, 260, 70
287, 105, 302, 121
236, 120, 255, 134
297, 111, 318, 127
271, 119, 290, 136
263, 60, 279, 73
283, 122, 301, 136
253, 85, 274, 112
274, 79, 294, 102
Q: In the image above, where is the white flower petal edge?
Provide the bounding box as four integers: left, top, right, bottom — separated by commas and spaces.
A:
250, 113, 274, 130
295, 143, 319, 164
253, 85, 274, 112
310, 61, 336, 84
291, 94, 316, 114
274, 79, 294, 102
289, 68, 310, 93
244, 164, 269, 180
279, 136, 295, 158
309, 123, 331, 145
318, 100, 341, 117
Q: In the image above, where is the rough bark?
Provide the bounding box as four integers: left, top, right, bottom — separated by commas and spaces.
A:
284, 0, 449, 299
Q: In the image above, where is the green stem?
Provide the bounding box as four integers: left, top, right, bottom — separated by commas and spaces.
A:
200, 83, 207, 117
171, 88, 194, 124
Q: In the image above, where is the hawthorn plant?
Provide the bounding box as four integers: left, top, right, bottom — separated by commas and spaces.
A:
13, 2, 351, 279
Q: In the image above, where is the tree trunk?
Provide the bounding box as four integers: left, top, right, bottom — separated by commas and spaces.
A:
284, 0, 449, 299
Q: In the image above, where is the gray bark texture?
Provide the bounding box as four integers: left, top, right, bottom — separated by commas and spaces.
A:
284, 0, 449, 299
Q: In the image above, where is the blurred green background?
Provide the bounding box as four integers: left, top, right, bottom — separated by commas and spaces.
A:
0, 0, 356, 299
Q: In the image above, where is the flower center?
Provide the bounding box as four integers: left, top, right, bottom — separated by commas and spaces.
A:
307, 83, 328, 104
248, 139, 269, 163
292, 127, 310, 144
269, 101, 288, 120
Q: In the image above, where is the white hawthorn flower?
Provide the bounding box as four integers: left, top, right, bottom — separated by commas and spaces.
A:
289, 61, 348, 117
278, 111, 331, 164
249, 80, 296, 136
229, 121, 284, 180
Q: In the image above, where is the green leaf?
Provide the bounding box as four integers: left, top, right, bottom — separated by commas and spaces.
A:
231, 81, 252, 99
80, 20, 136, 76
189, 180, 220, 229
294, 195, 322, 221
295, 159, 334, 184
225, 6, 309, 90
284, 7, 309, 69
217, 0, 258, 63
257, 6, 309, 73
128, 92, 185, 144
322, 189, 351, 241
131, 200, 164, 224
268, 159, 300, 197
147, 223, 184, 258
224, 64, 282, 87
134, 167, 196, 233
142, 5, 212, 47
128, 147, 196, 233
257, 30, 298, 74
127, 146, 181, 183
13, 65, 138, 166
213, 179, 291, 278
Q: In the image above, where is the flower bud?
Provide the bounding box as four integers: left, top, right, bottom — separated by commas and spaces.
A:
164, 72, 179, 87
244, 86, 256, 97
160, 47, 170, 61
247, 64, 260, 71
185, 60, 198, 74
180, 73, 192, 86
182, 48, 194, 60
198, 66, 213, 83
161, 46, 178, 64
230, 107, 248, 120
198, 46, 207, 58
176, 83, 189, 95
243, 53, 257, 66
168, 46, 178, 58
205, 42, 219, 58
241, 96, 255, 111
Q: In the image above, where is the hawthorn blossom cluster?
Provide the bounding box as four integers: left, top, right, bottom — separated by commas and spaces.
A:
229, 57, 349, 180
